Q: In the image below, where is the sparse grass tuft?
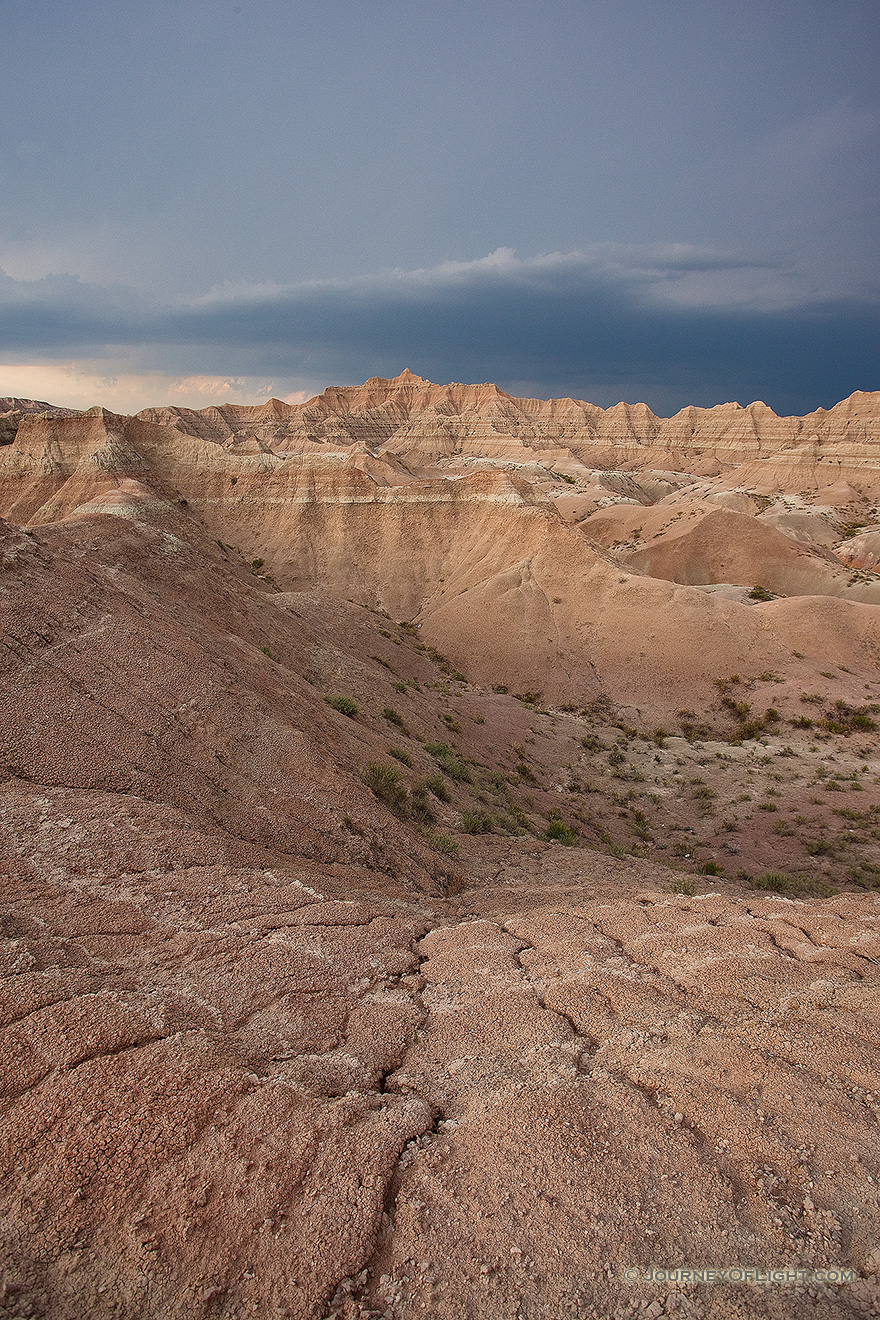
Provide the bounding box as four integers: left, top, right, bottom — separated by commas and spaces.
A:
360, 762, 408, 813
459, 809, 495, 835
425, 831, 459, 856
422, 773, 450, 802
408, 784, 435, 824
751, 870, 791, 892
425, 742, 471, 782
544, 820, 577, 845
325, 693, 359, 718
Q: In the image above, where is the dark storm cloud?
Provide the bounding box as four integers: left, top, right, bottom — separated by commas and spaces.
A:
0, 268, 149, 349
0, 249, 877, 415
1, 4, 877, 413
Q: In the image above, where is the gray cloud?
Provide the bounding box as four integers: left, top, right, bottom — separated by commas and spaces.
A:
0, 248, 877, 415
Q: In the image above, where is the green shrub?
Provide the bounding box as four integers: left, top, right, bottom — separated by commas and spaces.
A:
459, 810, 495, 835
409, 784, 435, 823
425, 742, 471, 782
388, 745, 412, 766
752, 870, 791, 892
748, 585, 774, 601
383, 705, 406, 728
819, 701, 878, 735
420, 773, 450, 802
325, 693, 359, 718
671, 876, 696, 896
425, 832, 459, 855
360, 762, 408, 813
544, 820, 577, 845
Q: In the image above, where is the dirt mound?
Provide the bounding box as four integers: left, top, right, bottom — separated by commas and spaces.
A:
619, 507, 880, 602
837, 527, 880, 570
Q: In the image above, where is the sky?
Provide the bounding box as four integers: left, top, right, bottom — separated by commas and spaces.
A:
0, 0, 878, 416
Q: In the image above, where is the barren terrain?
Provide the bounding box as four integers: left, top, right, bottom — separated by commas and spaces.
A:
1, 374, 879, 1319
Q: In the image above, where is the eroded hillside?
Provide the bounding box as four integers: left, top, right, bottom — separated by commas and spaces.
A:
1, 378, 879, 1319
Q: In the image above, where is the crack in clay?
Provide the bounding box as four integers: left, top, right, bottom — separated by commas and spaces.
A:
319, 926, 448, 1320
500, 925, 600, 1059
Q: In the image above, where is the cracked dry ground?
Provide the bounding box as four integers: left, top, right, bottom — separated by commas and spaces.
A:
0, 788, 878, 1320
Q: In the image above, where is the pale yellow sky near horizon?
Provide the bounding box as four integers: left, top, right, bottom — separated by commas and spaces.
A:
0, 363, 313, 412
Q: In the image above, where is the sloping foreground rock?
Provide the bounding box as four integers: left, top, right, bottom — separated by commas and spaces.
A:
1, 777, 879, 1319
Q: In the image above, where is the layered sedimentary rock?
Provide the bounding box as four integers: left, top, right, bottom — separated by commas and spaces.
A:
2, 377, 880, 1319
3, 380, 880, 706
135, 370, 880, 482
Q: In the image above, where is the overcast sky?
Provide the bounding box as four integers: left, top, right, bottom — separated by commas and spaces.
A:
1, 0, 877, 414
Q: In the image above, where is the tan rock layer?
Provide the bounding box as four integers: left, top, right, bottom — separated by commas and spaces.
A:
135, 373, 880, 478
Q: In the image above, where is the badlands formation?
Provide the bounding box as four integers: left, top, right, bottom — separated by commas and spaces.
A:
1, 370, 880, 1319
